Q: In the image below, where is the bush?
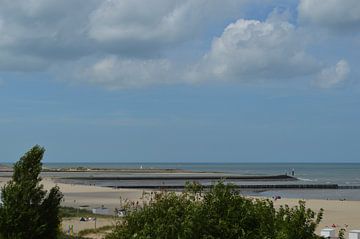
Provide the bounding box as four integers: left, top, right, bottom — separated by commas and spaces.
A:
106, 182, 323, 239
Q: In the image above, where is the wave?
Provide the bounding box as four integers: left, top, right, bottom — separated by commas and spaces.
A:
298, 177, 317, 182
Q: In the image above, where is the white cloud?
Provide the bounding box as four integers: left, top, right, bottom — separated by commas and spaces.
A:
0, 1, 356, 89
0, 0, 246, 76
0, 52, 49, 71
0, 0, 99, 70
88, 1, 189, 43
89, 0, 243, 41
187, 14, 320, 83
73, 56, 174, 89
298, 0, 360, 31
87, 0, 246, 55
314, 60, 350, 88
0, 0, 252, 88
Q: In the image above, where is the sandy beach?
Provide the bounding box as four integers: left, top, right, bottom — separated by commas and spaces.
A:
1, 176, 360, 235
272, 198, 360, 233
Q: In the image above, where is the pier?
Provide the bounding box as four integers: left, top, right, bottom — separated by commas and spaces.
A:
65, 174, 297, 181
110, 184, 341, 190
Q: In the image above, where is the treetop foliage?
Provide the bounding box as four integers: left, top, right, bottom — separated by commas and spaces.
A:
107, 182, 324, 239
0, 145, 63, 239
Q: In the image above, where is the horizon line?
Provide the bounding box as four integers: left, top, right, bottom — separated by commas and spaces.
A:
3, 161, 360, 164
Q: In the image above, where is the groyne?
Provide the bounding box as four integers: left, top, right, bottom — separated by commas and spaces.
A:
65, 174, 296, 181
110, 184, 360, 190
110, 184, 340, 189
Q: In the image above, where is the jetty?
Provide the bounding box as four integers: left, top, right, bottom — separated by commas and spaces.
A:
65, 174, 296, 181
109, 184, 360, 190
57, 174, 360, 190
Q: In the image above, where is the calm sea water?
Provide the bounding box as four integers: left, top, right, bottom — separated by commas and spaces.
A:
42, 162, 360, 186
4, 162, 359, 200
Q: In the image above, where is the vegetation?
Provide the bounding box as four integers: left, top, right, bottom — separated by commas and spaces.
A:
0, 145, 63, 239
107, 182, 324, 239
57, 225, 115, 239
60, 206, 113, 219
58, 233, 86, 239
78, 225, 115, 237
60, 206, 94, 218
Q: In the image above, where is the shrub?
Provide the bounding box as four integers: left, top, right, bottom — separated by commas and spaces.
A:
106, 182, 323, 239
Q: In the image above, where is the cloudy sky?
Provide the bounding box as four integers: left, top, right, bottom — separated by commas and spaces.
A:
1, 0, 360, 163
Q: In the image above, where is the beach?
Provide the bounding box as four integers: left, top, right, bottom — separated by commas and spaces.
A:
1, 176, 360, 235
273, 198, 360, 233
45, 179, 360, 234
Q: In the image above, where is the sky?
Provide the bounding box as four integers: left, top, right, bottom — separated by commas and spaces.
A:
0, 0, 360, 163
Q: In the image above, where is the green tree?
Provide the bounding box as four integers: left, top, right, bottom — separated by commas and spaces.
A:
107, 182, 323, 239
0, 145, 63, 239
275, 201, 323, 239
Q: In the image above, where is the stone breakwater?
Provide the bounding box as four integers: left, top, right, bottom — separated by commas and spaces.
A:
64, 174, 297, 181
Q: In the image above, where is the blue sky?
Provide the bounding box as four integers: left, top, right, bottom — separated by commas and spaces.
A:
1, 0, 359, 163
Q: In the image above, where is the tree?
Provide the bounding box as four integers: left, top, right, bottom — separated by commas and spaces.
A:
106, 182, 323, 239
0, 145, 63, 239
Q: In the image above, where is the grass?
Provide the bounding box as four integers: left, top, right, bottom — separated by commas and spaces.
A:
60, 207, 115, 238
78, 225, 115, 237
60, 206, 113, 219
58, 232, 87, 239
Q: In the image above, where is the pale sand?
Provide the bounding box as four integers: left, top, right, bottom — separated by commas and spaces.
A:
62, 217, 114, 234
273, 198, 360, 234
1, 177, 360, 235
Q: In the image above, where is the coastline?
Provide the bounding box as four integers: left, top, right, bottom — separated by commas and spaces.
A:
2, 176, 360, 232
4, 159, 356, 237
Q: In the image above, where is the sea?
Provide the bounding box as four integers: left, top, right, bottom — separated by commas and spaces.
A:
3, 162, 360, 200
42, 162, 360, 185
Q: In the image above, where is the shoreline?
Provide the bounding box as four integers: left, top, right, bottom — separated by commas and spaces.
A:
62, 174, 296, 181
1, 176, 360, 234
54, 179, 360, 234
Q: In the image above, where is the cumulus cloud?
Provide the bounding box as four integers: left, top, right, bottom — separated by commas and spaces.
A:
187, 13, 320, 83
0, 52, 49, 71
72, 56, 174, 89
314, 60, 350, 88
298, 0, 360, 31
0, 0, 250, 88
88, 0, 244, 43
0, 0, 246, 70
0, 0, 99, 68
89, 1, 193, 43
0, 0, 356, 89
87, 0, 247, 57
